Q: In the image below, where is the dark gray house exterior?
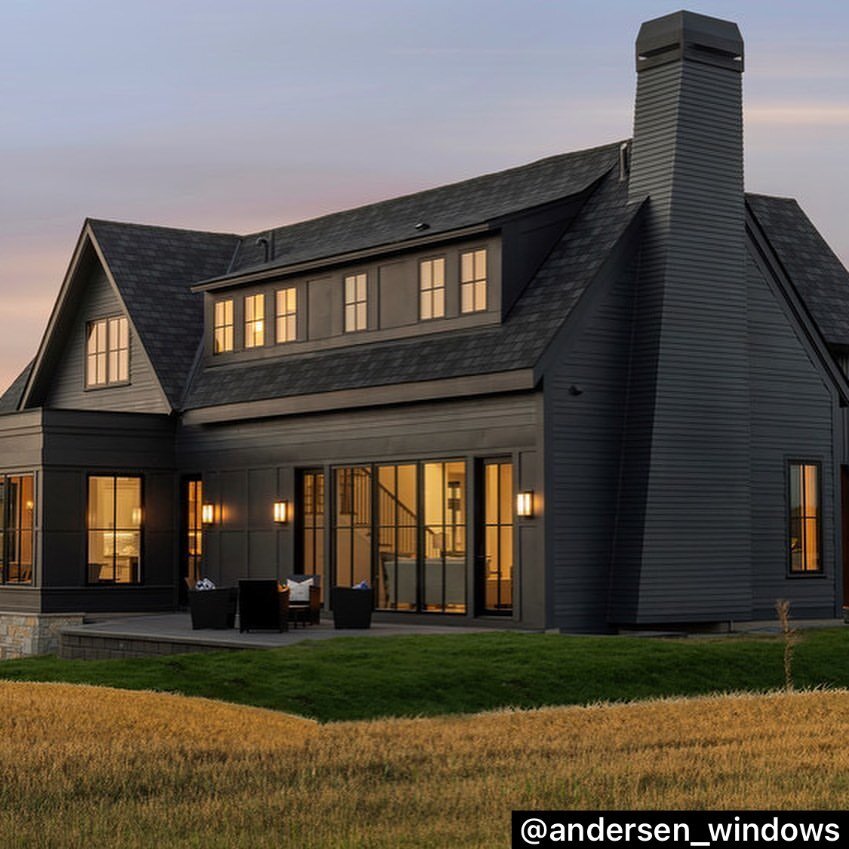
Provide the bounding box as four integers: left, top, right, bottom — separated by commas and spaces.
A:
1, 11, 848, 653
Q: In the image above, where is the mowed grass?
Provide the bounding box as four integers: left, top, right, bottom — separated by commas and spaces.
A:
2, 683, 849, 849
1, 629, 848, 721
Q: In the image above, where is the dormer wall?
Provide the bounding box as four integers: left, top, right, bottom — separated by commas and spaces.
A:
202, 234, 502, 364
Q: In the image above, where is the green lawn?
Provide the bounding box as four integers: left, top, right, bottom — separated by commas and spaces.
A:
0, 629, 846, 722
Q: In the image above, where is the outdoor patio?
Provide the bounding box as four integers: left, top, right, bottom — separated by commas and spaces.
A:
58, 611, 494, 659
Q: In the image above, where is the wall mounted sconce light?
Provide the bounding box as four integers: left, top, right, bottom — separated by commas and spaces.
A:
201, 503, 215, 525
273, 500, 290, 524
131, 507, 143, 526
516, 491, 534, 518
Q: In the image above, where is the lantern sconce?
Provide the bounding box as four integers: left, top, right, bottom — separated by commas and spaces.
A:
273, 500, 290, 524
516, 491, 534, 518
201, 503, 215, 525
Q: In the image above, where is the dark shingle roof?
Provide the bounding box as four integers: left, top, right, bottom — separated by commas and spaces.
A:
224, 142, 625, 278
0, 360, 34, 414
185, 159, 639, 410
88, 221, 239, 406
747, 194, 849, 349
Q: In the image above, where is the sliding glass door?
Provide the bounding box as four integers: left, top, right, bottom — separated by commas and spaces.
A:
328, 461, 468, 614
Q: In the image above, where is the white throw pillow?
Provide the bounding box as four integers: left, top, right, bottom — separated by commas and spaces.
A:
287, 578, 313, 603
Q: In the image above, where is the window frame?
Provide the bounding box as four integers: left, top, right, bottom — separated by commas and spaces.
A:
419, 256, 446, 321
344, 272, 368, 333
0, 473, 35, 585
213, 298, 234, 354
460, 247, 488, 314
243, 293, 266, 349
85, 315, 130, 388
787, 459, 823, 576
275, 287, 298, 344
85, 474, 144, 586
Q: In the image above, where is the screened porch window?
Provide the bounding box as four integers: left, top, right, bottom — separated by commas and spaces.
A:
87, 476, 142, 584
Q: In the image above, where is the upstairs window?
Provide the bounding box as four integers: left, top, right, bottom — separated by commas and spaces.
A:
344, 273, 368, 332
460, 248, 487, 314
244, 293, 265, 348
788, 461, 821, 573
276, 287, 297, 343
419, 258, 445, 320
86, 316, 129, 387
213, 299, 234, 354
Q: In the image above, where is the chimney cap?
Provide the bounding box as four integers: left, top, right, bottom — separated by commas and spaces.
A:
636, 10, 743, 73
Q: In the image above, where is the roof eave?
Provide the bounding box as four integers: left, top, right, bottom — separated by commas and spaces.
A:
191, 222, 495, 293
182, 368, 537, 424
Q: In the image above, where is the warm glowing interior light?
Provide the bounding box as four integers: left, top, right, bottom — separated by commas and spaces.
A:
201, 503, 215, 524
273, 500, 289, 524
131, 507, 143, 525
516, 491, 534, 518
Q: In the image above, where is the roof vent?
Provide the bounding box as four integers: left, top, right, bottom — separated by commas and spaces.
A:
414, 222, 430, 231
255, 234, 272, 263
619, 141, 631, 181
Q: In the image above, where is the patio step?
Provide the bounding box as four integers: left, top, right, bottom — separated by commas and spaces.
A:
59, 629, 251, 660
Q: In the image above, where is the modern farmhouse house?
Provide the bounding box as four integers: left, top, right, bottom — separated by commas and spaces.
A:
1, 11, 848, 654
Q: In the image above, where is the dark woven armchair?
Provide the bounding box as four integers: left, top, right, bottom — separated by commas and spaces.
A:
187, 586, 238, 630
238, 579, 289, 633
332, 586, 374, 629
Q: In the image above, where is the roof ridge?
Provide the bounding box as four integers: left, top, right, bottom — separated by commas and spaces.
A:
243, 140, 628, 241
87, 217, 240, 240
745, 192, 798, 203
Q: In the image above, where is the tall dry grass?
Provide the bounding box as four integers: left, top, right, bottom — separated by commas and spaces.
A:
2, 683, 849, 848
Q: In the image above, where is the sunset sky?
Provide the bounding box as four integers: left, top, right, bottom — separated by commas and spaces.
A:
2, 0, 848, 392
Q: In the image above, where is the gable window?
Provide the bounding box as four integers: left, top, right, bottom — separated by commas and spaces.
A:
788, 461, 821, 573
0, 474, 34, 585
213, 299, 234, 354
344, 273, 368, 332
87, 475, 142, 584
419, 258, 446, 320
276, 287, 297, 343
244, 293, 265, 348
86, 316, 129, 387
460, 248, 487, 314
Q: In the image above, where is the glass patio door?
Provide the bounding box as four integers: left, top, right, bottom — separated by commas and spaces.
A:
479, 459, 513, 614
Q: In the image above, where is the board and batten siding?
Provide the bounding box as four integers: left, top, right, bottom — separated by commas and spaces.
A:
46, 263, 168, 413
545, 261, 636, 632
747, 252, 838, 619
178, 392, 544, 625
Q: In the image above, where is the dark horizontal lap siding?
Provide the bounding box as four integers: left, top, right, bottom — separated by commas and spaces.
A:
546, 262, 636, 632
46, 263, 168, 414
747, 254, 837, 618
613, 58, 751, 623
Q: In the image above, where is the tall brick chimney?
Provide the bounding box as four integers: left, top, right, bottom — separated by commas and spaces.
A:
611, 12, 751, 624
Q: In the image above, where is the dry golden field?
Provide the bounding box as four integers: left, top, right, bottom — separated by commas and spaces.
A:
2, 683, 849, 849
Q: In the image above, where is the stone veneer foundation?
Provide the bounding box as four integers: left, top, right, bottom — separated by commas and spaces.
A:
0, 612, 85, 659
